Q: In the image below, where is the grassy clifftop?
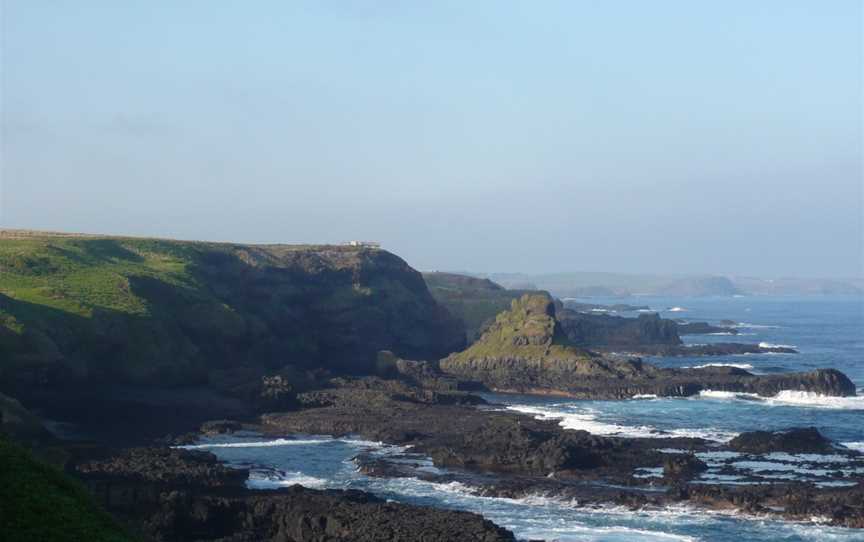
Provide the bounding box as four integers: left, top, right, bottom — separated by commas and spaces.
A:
0, 231, 464, 392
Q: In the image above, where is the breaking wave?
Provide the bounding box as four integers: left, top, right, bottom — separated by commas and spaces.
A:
247, 470, 329, 489
698, 390, 864, 410
687, 363, 755, 370
507, 404, 737, 442
177, 437, 383, 450
758, 342, 797, 349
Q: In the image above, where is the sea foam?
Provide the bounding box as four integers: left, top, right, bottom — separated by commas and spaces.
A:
697, 390, 864, 410
687, 363, 755, 370
507, 404, 737, 442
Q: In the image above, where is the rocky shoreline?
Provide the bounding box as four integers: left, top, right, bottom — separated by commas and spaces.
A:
43, 371, 862, 541
190, 376, 864, 529
74, 446, 517, 541
2, 238, 861, 540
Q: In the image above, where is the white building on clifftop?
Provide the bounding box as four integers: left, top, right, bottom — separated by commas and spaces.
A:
345, 240, 381, 249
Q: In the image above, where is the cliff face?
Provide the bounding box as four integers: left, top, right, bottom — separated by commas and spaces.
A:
0, 233, 464, 396
422, 272, 541, 341
556, 310, 681, 347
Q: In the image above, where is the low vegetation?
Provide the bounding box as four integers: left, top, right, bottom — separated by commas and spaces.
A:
0, 436, 132, 542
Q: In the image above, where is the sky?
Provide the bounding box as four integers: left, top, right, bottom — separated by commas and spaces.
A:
1, 1, 862, 278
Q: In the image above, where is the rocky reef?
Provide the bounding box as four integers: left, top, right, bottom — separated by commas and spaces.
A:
258, 376, 864, 528
74, 446, 516, 541
440, 294, 855, 398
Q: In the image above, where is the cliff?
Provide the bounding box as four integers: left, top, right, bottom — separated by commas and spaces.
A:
422, 271, 540, 341
0, 232, 464, 398
556, 310, 681, 347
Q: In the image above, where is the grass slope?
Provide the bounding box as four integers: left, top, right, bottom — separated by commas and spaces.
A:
0, 437, 132, 542
0, 230, 461, 387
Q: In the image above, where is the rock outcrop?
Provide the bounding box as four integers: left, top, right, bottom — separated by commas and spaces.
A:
676, 321, 738, 335
556, 310, 682, 347
728, 427, 837, 454
440, 294, 856, 398
75, 446, 516, 542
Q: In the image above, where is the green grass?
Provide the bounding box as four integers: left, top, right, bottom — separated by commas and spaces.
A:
0, 231, 451, 382
0, 237, 210, 319
445, 293, 586, 362
0, 437, 133, 542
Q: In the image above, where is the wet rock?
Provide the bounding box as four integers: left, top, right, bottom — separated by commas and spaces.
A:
200, 420, 244, 436
676, 322, 738, 335
75, 446, 516, 541
663, 454, 708, 479
76, 447, 248, 489
729, 427, 836, 454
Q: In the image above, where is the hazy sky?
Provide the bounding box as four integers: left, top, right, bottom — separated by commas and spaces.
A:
2, 1, 862, 278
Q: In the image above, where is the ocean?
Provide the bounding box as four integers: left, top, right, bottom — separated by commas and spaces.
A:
189, 296, 864, 541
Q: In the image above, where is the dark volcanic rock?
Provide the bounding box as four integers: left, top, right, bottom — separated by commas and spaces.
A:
142, 486, 516, 541
676, 321, 738, 335
729, 427, 837, 454
680, 483, 864, 529
200, 420, 244, 436
556, 310, 682, 347
76, 447, 248, 488
424, 416, 609, 474
663, 454, 708, 479
75, 445, 516, 542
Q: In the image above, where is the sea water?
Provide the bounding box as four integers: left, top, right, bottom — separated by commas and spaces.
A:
193, 296, 864, 541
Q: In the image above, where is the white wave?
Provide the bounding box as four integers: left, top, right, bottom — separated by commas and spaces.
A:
697, 389, 864, 410
177, 437, 384, 450
763, 391, 864, 410
842, 442, 864, 452
698, 390, 762, 400
759, 342, 797, 349
687, 363, 755, 370
816, 481, 858, 488
177, 438, 335, 449
707, 332, 735, 335
734, 322, 780, 329
520, 524, 699, 542
507, 405, 736, 442
696, 451, 742, 461
666, 307, 687, 312
246, 470, 329, 489
632, 394, 659, 399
